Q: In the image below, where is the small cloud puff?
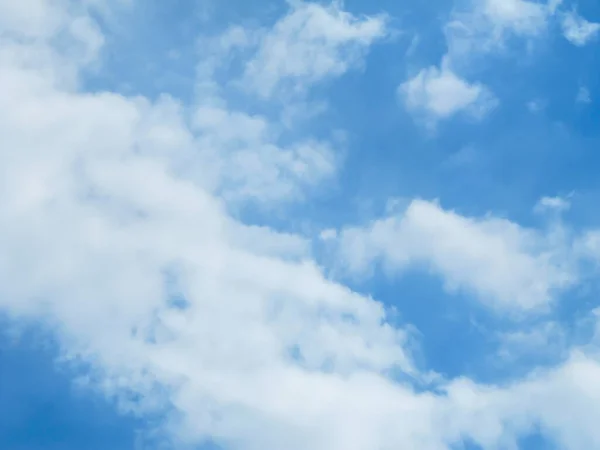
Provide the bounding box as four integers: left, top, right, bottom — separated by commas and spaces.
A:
400, 65, 497, 123
577, 86, 592, 104
561, 10, 600, 46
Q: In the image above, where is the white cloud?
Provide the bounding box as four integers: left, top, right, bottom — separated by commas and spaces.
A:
444, 0, 554, 64
548, 0, 564, 14
0, 0, 67, 38
191, 104, 338, 204
535, 195, 571, 213
443, 353, 600, 449
561, 11, 600, 46
403, 0, 551, 124
400, 65, 496, 122
483, 0, 550, 35
241, 1, 388, 98
319, 228, 338, 241
4, 2, 600, 450
189, 2, 388, 203
0, 1, 415, 447
411, 0, 557, 124
448, 0, 600, 51
335, 200, 576, 311
576, 230, 600, 263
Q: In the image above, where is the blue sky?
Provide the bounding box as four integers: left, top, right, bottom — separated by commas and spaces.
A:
2, 0, 600, 449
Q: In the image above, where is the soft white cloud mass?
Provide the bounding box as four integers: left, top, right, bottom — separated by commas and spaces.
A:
335, 200, 577, 312
191, 103, 338, 203
0, 2, 414, 446
482, 0, 550, 36
404, 0, 561, 123
400, 65, 497, 121
561, 10, 600, 46
3, 1, 600, 450
241, 1, 388, 98
444, 0, 555, 62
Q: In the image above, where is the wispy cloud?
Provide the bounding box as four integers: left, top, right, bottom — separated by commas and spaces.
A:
241, 2, 388, 98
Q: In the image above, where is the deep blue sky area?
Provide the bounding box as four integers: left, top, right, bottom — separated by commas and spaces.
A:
0, 325, 140, 450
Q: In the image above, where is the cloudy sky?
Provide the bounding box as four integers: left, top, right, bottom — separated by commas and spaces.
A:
1, 0, 600, 449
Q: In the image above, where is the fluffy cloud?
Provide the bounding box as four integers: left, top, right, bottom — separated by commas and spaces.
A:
3, 1, 600, 450
334, 200, 577, 312
400, 64, 497, 121
188, 2, 388, 203
240, 1, 388, 98
403, 0, 560, 123
0, 0, 414, 447
561, 10, 600, 46
482, 0, 550, 36
446, 0, 555, 59
191, 103, 338, 203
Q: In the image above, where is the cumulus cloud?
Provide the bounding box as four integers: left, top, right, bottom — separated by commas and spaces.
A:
403, 0, 561, 124
240, 1, 388, 98
446, 0, 555, 59
0, 0, 69, 38
561, 10, 600, 46
402, 0, 555, 123
482, 0, 551, 36
0, 0, 414, 447
334, 200, 577, 312
3, 1, 600, 450
190, 104, 338, 203
400, 65, 497, 121
187, 3, 389, 203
